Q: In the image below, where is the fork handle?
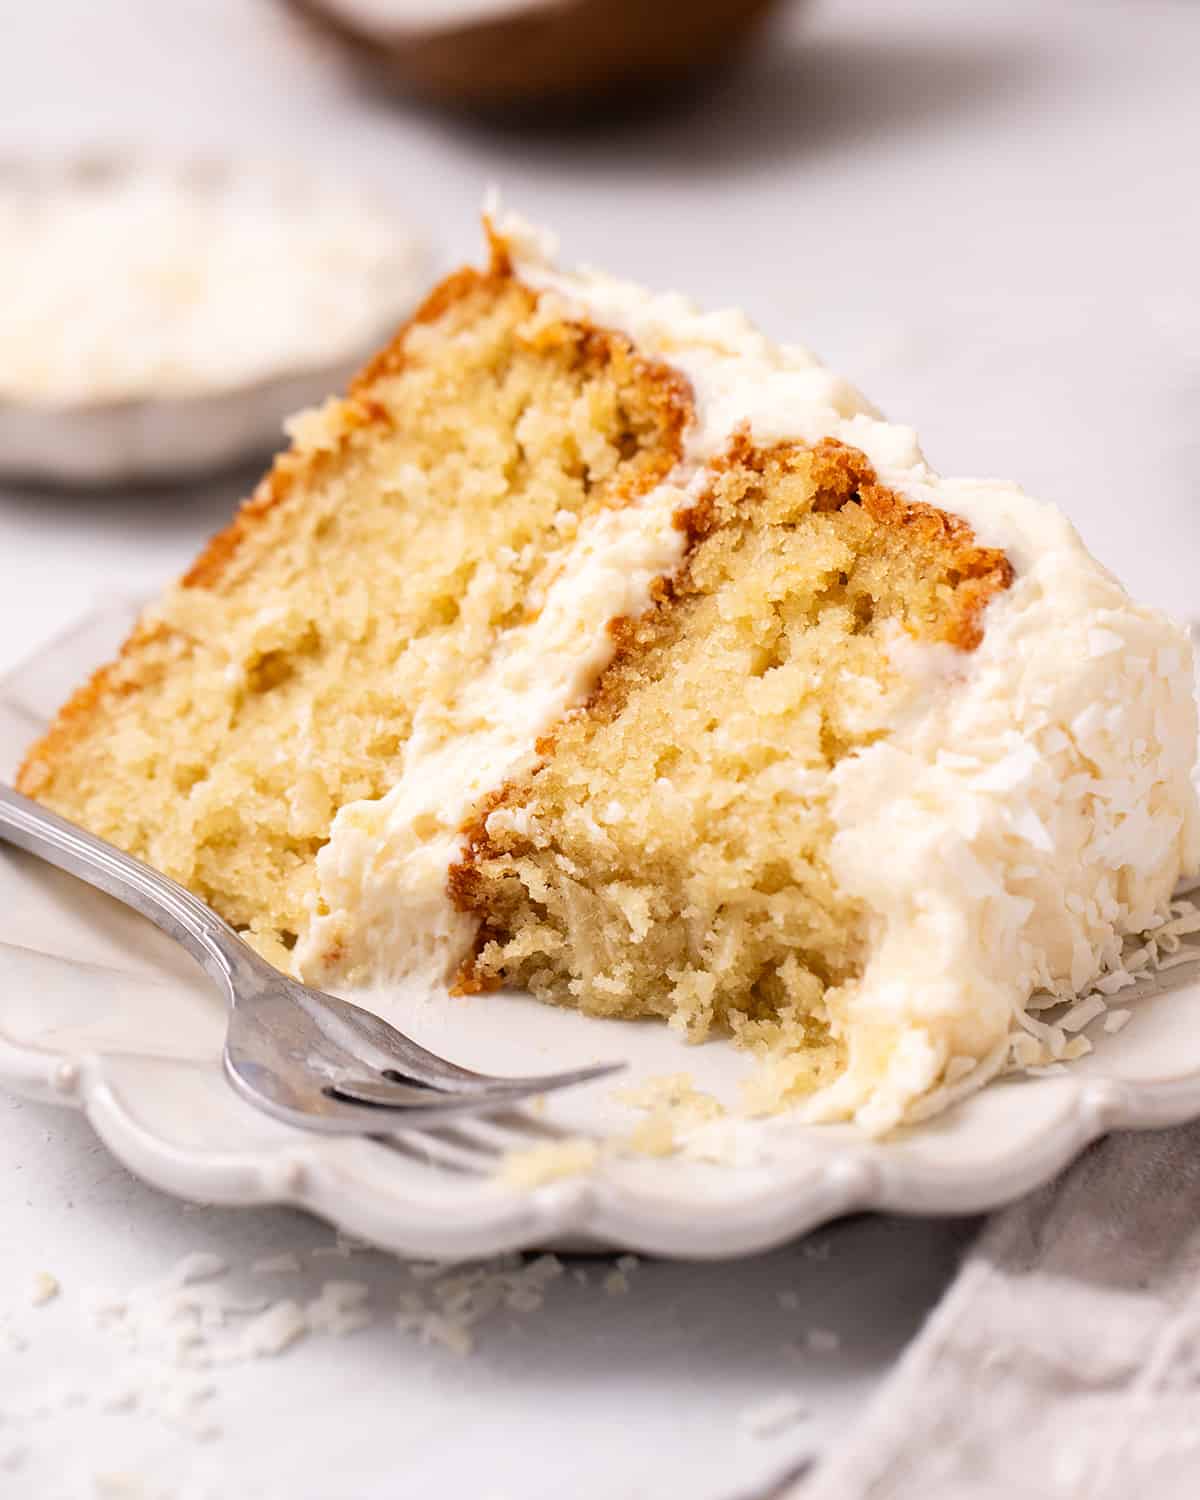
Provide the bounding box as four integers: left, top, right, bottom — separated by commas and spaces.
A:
0, 781, 257, 996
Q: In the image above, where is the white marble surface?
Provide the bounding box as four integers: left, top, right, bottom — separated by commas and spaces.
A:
0, 0, 1197, 1495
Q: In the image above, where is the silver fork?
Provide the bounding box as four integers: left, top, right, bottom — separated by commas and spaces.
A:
0, 784, 622, 1133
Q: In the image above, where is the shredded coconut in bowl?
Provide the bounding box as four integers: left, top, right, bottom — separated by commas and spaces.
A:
0, 157, 428, 407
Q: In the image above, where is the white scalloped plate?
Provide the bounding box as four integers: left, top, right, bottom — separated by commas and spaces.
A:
3, 601, 1200, 1259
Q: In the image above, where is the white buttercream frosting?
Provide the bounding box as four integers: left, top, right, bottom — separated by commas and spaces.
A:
302, 210, 1200, 1132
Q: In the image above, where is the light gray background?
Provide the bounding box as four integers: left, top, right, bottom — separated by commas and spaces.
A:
0, 1, 1197, 1496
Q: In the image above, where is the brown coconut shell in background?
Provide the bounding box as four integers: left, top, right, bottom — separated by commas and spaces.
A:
284, 0, 785, 114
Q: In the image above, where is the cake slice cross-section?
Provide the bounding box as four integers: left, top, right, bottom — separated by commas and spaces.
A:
20, 213, 1199, 1133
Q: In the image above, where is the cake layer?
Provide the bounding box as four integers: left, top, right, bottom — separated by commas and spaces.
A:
454, 436, 1012, 1054
18, 264, 689, 967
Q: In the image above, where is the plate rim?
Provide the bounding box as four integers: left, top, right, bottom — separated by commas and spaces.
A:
5, 997, 1200, 1259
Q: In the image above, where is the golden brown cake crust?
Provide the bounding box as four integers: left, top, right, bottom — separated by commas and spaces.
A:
691, 431, 1014, 650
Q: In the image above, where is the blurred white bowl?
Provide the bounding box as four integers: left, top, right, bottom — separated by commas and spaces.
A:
0, 155, 430, 487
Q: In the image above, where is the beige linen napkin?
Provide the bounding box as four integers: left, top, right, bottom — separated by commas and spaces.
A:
794, 1123, 1200, 1500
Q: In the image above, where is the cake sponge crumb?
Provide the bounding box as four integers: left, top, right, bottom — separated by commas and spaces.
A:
499, 1137, 600, 1188
615, 1071, 725, 1157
